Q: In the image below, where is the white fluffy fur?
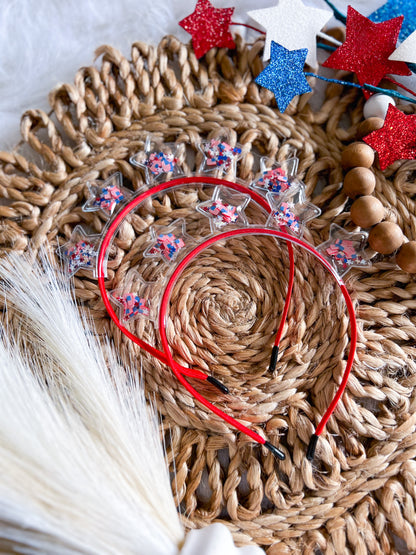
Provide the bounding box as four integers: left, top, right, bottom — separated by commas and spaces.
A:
0, 252, 183, 554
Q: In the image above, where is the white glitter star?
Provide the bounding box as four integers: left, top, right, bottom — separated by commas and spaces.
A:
248, 0, 332, 67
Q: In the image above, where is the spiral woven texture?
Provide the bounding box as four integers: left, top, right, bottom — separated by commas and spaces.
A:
1, 35, 416, 554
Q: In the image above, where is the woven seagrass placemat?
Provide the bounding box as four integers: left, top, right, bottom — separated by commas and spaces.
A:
1, 35, 416, 554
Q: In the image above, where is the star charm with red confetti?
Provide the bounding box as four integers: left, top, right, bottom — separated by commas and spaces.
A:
363, 104, 416, 170
179, 0, 235, 59
323, 6, 410, 88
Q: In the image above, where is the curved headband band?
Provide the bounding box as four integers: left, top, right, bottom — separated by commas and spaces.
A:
96, 176, 357, 461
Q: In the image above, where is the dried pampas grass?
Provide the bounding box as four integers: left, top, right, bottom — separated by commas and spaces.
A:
0, 252, 183, 554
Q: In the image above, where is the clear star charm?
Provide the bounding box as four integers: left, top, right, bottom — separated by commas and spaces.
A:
266, 185, 321, 237
198, 137, 242, 178
196, 186, 250, 232
251, 156, 299, 197
316, 223, 370, 277
130, 136, 183, 183
110, 271, 154, 322
82, 172, 132, 218
143, 218, 192, 263
57, 226, 101, 277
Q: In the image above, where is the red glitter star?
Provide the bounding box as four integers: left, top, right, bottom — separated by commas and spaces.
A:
323, 6, 410, 88
179, 0, 235, 59
363, 104, 416, 170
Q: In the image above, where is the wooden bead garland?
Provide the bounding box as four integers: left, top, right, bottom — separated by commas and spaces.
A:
341, 107, 414, 273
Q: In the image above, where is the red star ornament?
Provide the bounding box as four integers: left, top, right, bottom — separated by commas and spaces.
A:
179, 0, 235, 59
323, 6, 410, 89
363, 104, 416, 170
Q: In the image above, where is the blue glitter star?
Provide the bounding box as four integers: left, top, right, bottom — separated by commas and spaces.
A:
255, 41, 312, 112
369, 0, 416, 42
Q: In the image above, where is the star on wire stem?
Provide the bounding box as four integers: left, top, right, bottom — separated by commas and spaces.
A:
370, 0, 416, 42
316, 224, 369, 277
248, 0, 332, 67
323, 6, 410, 88
255, 41, 311, 112
251, 156, 299, 197
179, 0, 235, 59
362, 104, 416, 170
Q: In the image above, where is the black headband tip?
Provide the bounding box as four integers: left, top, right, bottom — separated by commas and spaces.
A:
306, 434, 319, 461
264, 440, 285, 460
268, 345, 279, 373
206, 376, 229, 395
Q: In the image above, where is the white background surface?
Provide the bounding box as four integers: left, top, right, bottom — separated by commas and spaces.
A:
0, 0, 402, 150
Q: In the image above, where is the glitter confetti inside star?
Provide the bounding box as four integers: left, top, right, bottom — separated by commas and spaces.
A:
83, 172, 131, 217
115, 293, 150, 320
316, 224, 369, 277
369, 0, 416, 42
323, 6, 410, 88
179, 0, 235, 59
201, 139, 242, 171
144, 219, 191, 263
57, 226, 99, 277
362, 104, 416, 170
248, 0, 331, 67
266, 186, 321, 237
197, 185, 250, 229
255, 41, 311, 112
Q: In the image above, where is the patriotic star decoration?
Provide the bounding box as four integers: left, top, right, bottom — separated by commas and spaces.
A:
362, 104, 416, 170
316, 224, 370, 277
110, 273, 153, 322
369, 0, 416, 42
130, 139, 182, 183
255, 41, 311, 112
323, 6, 410, 89
248, 0, 332, 67
251, 156, 299, 197
179, 0, 235, 59
57, 226, 100, 277
266, 185, 321, 237
196, 186, 250, 231
390, 29, 416, 64
83, 172, 132, 218
144, 219, 192, 263
199, 138, 242, 176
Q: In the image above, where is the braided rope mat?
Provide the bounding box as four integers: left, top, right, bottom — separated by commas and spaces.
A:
1, 35, 416, 554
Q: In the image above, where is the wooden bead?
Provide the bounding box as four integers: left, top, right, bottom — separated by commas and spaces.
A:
343, 167, 376, 198
350, 196, 385, 228
341, 142, 375, 169
396, 241, 416, 273
356, 117, 384, 140
368, 222, 404, 255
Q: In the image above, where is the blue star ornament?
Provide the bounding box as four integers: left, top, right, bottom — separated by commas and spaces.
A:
369, 0, 416, 42
255, 42, 311, 112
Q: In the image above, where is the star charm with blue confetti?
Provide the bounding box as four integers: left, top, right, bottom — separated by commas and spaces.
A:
266, 185, 321, 237
255, 41, 311, 112
57, 226, 101, 277
196, 185, 250, 231
144, 219, 192, 263
316, 224, 370, 277
83, 172, 132, 217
